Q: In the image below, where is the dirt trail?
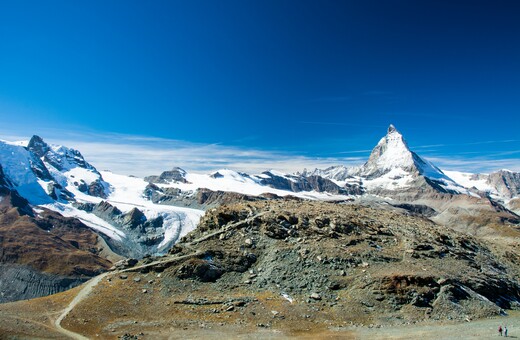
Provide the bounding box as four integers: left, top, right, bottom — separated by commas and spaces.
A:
187, 212, 266, 246
124, 251, 204, 273
52, 250, 202, 339
54, 272, 109, 340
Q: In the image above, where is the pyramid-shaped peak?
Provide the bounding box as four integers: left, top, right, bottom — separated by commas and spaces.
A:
357, 125, 448, 180
27, 135, 50, 158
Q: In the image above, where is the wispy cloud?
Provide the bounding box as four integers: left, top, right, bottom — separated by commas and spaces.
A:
412, 139, 520, 149
6, 131, 363, 177
69, 140, 365, 177
424, 155, 520, 173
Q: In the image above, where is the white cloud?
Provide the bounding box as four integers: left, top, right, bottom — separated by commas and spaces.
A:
425, 156, 520, 173
39, 133, 366, 177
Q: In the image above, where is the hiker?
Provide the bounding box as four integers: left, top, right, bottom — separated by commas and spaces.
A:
505, 326, 508, 337
499, 325, 503, 336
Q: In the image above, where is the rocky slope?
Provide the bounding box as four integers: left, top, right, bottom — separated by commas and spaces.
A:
0, 186, 112, 302
172, 201, 520, 321
31, 200, 519, 339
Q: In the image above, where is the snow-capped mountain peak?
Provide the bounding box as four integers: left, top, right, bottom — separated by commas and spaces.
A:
358, 124, 446, 180
26, 135, 110, 199
28, 135, 96, 172
361, 124, 415, 177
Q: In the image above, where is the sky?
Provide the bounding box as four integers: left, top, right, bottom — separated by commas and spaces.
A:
0, 0, 519, 176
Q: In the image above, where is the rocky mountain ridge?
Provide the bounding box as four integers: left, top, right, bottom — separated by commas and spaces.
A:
144, 126, 520, 231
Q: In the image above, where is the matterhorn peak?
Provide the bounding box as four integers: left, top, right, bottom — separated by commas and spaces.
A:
357, 124, 447, 181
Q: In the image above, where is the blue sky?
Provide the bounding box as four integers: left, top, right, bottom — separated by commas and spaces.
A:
0, 0, 519, 175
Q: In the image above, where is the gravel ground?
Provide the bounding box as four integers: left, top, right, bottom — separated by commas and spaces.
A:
354, 311, 520, 339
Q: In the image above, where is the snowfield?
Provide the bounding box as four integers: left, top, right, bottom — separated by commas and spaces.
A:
157, 169, 353, 201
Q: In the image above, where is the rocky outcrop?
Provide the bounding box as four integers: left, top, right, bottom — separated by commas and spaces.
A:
46, 181, 74, 201
143, 185, 266, 209
28, 135, 95, 172
26, 135, 110, 199
487, 170, 520, 199
74, 201, 170, 257
144, 167, 188, 184
88, 179, 109, 199
26, 135, 50, 157
258, 171, 361, 195
196, 189, 262, 208
124, 200, 520, 326
392, 203, 437, 217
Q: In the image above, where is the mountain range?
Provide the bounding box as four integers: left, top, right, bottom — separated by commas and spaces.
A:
0, 125, 519, 303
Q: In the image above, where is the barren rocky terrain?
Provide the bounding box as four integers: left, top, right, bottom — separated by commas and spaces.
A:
1, 200, 519, 339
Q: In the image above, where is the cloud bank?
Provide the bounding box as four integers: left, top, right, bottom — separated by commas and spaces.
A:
45, 132, 366, 177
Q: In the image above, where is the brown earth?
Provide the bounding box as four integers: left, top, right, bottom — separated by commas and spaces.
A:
0, 188, 113, 303
0, 201, 111, 277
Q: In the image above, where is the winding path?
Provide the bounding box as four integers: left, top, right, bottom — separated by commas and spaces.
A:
53, 251, 203, 339
54, 273, 109, 340
52, 215, 263, 339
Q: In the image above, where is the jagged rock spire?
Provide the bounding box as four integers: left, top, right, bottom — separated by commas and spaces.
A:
27, 135, 50, 158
